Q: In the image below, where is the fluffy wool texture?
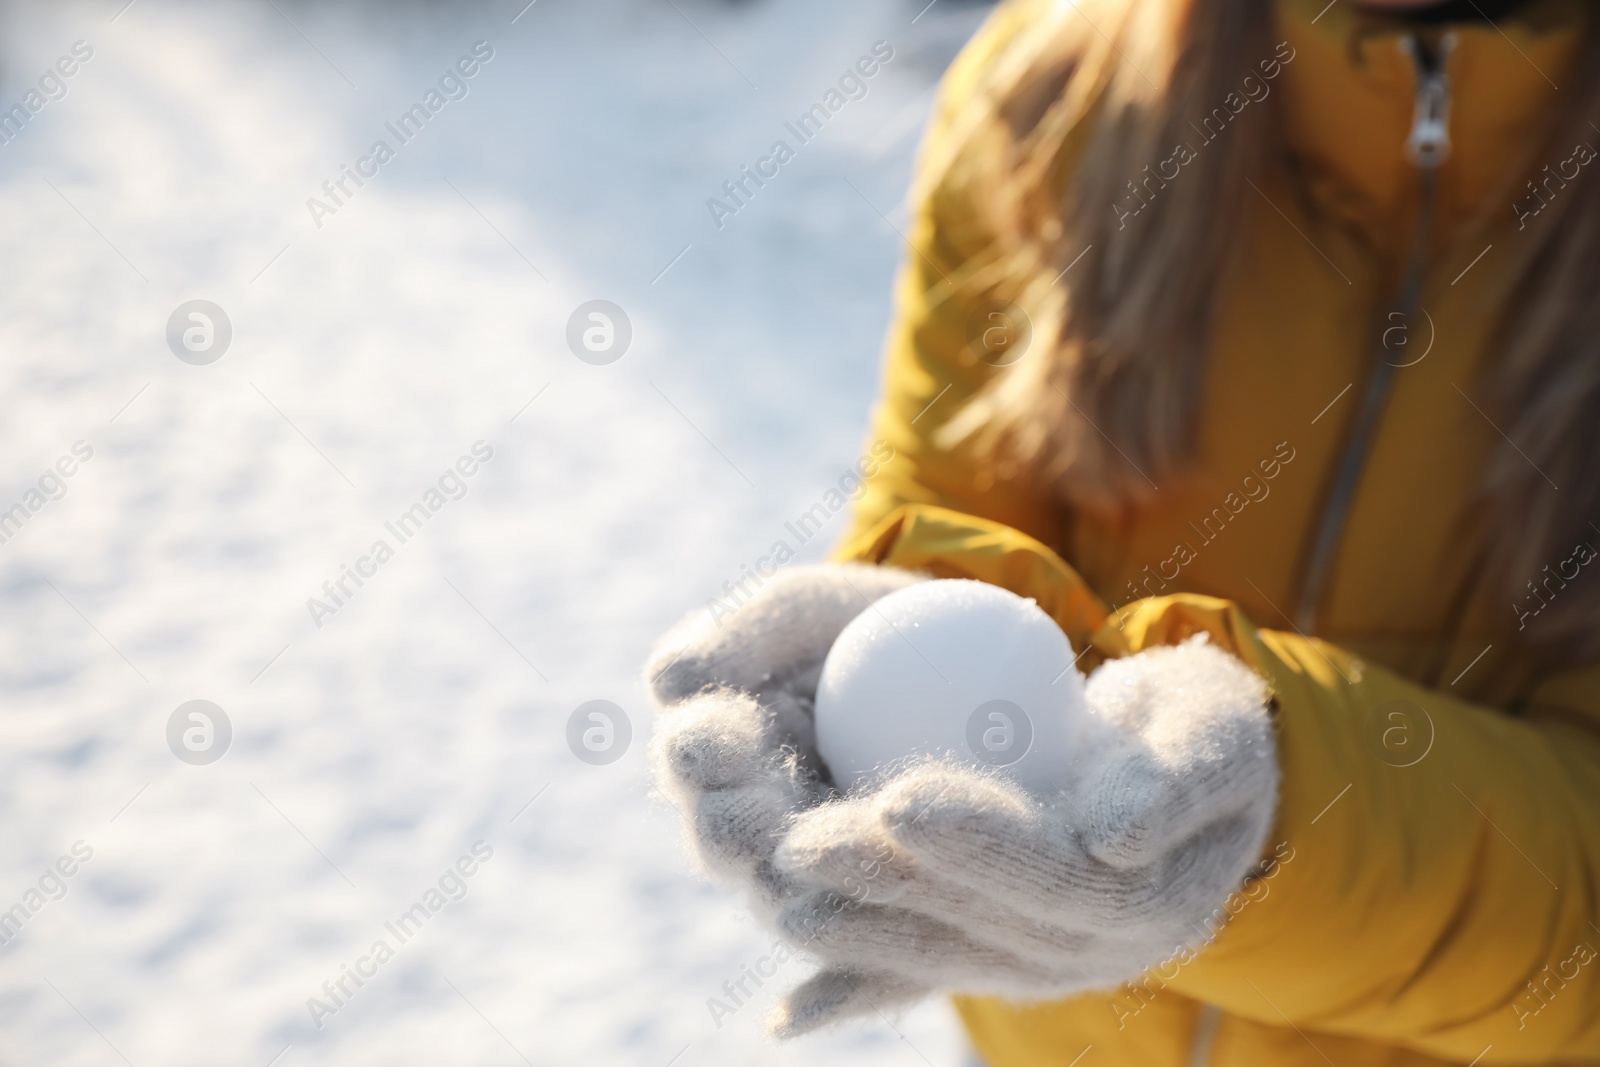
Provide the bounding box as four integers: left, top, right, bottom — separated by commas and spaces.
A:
645, 564, 1279, 1038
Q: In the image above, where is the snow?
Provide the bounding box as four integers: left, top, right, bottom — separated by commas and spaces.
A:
0, 0, 994, 1064
816, 580, 1086, 795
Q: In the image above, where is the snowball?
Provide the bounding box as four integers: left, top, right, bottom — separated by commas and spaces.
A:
814, 579, 1088, 795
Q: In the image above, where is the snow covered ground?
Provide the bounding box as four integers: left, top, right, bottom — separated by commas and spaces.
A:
0, 0, 994, 1063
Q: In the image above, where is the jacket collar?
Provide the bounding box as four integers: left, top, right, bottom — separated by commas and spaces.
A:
1273, 0, 1588, 254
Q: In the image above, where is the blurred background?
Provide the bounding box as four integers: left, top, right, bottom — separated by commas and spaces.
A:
0, 0, 1001, 1063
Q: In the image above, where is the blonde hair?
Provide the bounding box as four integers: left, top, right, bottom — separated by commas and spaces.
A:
934, 0, 1600, 662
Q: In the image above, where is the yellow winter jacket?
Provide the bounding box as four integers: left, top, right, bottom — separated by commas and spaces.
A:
832, 0, 1600, 1064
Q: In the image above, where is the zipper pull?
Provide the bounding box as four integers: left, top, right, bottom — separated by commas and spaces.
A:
1403, 34, 1455, 168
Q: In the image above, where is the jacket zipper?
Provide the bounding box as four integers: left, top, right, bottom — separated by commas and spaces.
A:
1292, 33, 1456, 633
1187, 1003, 1222, 1067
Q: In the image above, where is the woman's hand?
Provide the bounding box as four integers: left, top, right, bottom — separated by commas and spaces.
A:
644, 563, 925, 908
647, 569, 1279, 1038
768, 640, 1279, 1033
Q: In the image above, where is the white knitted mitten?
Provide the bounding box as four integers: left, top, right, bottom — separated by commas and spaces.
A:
768, 639, 1278, 1034
645, 564, 927, 908
646, 568, 1279, 1039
